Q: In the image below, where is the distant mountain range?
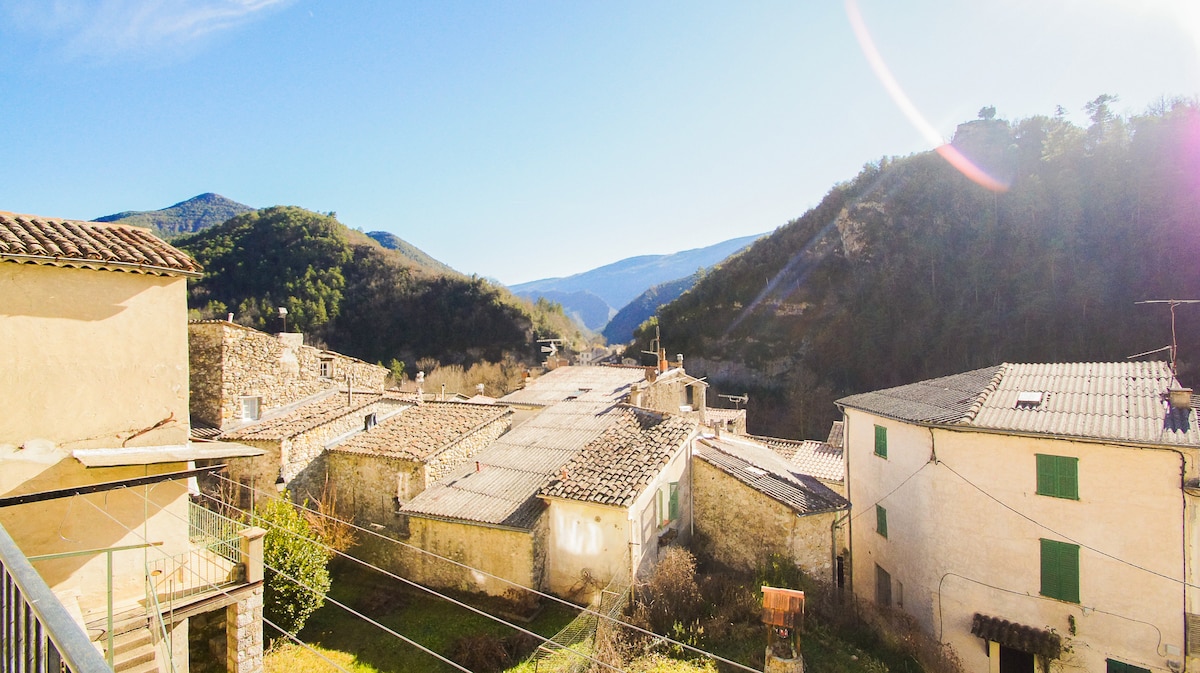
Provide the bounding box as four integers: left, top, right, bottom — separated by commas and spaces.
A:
510, 233, 764, 334
94, 193, 254, 237
366, 231, 459, 276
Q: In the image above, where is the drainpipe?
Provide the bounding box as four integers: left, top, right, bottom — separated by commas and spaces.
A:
838, 404, 853, 597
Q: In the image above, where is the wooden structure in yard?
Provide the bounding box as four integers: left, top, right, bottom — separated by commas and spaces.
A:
762, 586, 805, 673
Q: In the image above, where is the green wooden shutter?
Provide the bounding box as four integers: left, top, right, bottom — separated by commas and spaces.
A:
1106, 659, 1150, 673
1040, 539, 1079, 603
876, 505, 888, 538
874, 425, 887, 458
1037, 455, 1078, 499
668, 482, 680, 521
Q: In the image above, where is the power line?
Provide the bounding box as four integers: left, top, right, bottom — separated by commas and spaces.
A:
70, 494, 358, 673
936, 459, 1198, 590
848, 460, 931, 522
207, 471, 763, 673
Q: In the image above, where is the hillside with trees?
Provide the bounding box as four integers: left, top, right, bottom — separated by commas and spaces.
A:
179, 206, 585, 371
637, 97, 1200, 440
94, 192, 254, 237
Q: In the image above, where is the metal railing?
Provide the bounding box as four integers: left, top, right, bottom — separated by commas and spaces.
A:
148, 502, 246, 605
0, 520, 110, 673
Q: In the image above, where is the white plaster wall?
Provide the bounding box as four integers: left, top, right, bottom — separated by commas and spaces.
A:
544, 498, 629, 599
845, 407, 1189, 672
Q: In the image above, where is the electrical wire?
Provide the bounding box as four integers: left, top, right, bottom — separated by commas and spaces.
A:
71, 494, 357, 673
208, 470, 763, 672
122, 482, 628, 673
937, 459, 1199, 590
848, 459, 931, 522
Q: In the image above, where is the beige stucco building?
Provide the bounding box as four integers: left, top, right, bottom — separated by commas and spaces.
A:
0, 212, 265, 672
839, 361, 1199, 673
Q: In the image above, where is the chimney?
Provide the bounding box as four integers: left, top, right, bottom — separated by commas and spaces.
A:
1169, 387, 1194, 410
645, 367, 658, 383
658, 348, 668, 373
226, 312, 234, 323
476, 383, 485, 396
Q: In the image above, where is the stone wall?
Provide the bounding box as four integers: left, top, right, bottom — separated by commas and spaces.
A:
422, 413, 513, 486
323, 452, 423, 526
692, 458, 842, 582
225, 585, 263, 673
189, 321, 387, 430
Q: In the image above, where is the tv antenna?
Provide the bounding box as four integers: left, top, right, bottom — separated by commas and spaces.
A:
640, 324, 662, 363
718, 393, 749, 409
1133, 299, 1199, 375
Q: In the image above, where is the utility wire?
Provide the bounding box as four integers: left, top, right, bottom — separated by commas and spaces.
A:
71, 494, 357, 673
208, 471, 763, 673
848, 460, 931, 522
937, 459, 1199, 590
189, 489, 626, 673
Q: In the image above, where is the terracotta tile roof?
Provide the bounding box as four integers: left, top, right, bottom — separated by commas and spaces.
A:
540, 408, 698, 507
696, 438, 849, 515
750, 434, 844, 483
329, 402, 512, 460
224, 391, 386, 441
499, 365, 646, 407
839, 361, 1200, 447
0, 212, 201, 276
402, 400, 617, 529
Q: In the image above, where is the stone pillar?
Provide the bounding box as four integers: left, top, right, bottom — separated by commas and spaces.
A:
240, 526, 267, 584
226, 586, 264, 673
765, 649, 805, 673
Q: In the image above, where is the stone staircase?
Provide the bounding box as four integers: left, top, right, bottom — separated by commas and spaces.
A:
88, 608, 162, 673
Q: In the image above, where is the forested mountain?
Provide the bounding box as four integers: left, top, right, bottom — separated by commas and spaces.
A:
602, 272, 701, 344
366, 230, 459, 276
510, 233, 763, 326
638, 98, 1200, 440
94, 193, 253, 237
179, 207, 583, 368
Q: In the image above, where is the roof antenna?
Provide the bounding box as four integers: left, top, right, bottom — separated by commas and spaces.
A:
640, 324, 662, 364
718, 393, 749, 410
1135, 299, 1200, 376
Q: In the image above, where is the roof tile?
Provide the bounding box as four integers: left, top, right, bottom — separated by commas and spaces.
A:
0, 212, 202, 276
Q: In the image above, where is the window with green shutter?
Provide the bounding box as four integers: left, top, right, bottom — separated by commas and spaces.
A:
668, 482, 679, 521
874, 425, 887, 458
1106, 659, 1150, 673
1036, 454, 1079, 499
1040, 538, 1079, 603
876, 505, 888, 538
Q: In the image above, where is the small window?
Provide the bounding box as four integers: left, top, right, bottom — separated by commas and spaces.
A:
896, 580, 903, 608
876, 504, 888, 538
1036, 454, 1079, 500
875, 564, 892, 607
874, 424, 887, 458
1040, 538, 1080, 603
656, 482, 680, 527
319, 360, 332, 378
1016, 391, 1045, 408
239, 396, 261, 421
364, 413, 377, 431
1106, 660, 1150, 673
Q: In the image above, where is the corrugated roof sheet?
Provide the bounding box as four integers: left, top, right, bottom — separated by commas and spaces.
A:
329, 401, 511, 460
0, 212, 202, 276
840, 361, 1200, 447
499, 366, 646, 407
696, 438, 849, 515
749, 434, 844, 483
540, 408, 697, 507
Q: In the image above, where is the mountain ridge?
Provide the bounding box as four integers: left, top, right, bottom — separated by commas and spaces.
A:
94, 193, 254, 237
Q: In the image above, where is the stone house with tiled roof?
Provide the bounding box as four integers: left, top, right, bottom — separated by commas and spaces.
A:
838, 361, 1200, 673
750, 421, 846, 494
0, 213, 265, 673
692, 434, 849, 581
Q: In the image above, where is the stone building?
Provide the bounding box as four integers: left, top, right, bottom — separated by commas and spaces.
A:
692, 434, 849, 580
189, 319, 387, 433
749, 421, 846, 495
0, 212, 265, 673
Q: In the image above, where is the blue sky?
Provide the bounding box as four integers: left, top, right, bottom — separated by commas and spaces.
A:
1, 1, 1197, 285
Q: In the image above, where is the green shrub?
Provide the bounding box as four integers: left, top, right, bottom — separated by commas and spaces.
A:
255, 493, 332, 638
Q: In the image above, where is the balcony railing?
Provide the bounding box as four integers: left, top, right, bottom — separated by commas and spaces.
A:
0, 520, 110, 673
147, 501, 246, 606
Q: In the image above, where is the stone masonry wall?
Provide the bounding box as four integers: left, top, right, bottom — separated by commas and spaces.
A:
225, 585, 263, 673
692, 458, 841, 582
422, 413, 513, 486
323, 452, 423, 527
189, 321, 387, 430
285, 398, 409, 498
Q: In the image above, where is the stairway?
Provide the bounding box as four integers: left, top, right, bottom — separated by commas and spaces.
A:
88, 608, 162, 673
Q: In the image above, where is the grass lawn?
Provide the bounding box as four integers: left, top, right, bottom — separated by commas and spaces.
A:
265, 558, 577, 673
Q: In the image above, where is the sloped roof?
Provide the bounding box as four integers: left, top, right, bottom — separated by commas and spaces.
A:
838, 366, 1003, 425
329, 401, 511, 460
749, 434, 844, 483
696, 437, 849, 515
540, 408, 697, 507
499, 365, 646, 407
839, 361, 1200, 447
224, 390, 386, 441
402, 400, 618, 528
0, 212, 201, 276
